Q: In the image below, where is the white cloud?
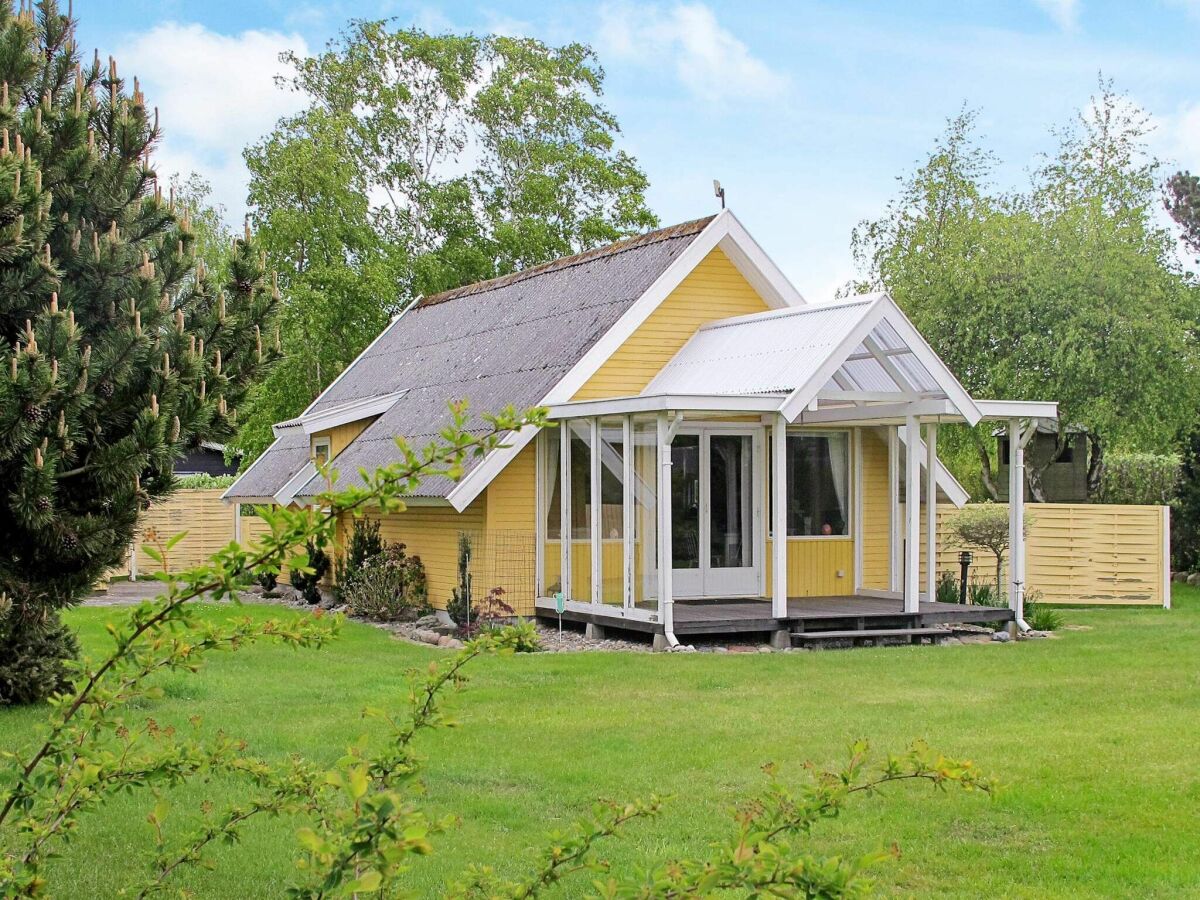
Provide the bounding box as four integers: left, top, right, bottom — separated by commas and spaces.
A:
116, 23, 309, 223
1157, 101, 1200, 169
598, 2, 787, 103
1031, 0, 1080, 30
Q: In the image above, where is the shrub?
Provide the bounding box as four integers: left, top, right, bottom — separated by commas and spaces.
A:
291, 539, 331, 605
486, 617, 541, 652
334, 518, 385, 602
459, 586, 515, 638
1098, 452, 1181, 505
0, 610, 79, 706
968, 579, 1002, 607
255, 569, 277, 592
1024, 590, 1064, 631
174, 473, 237, 490
447, 533, 474, 626
343, 544, 429, 621
936, 570, 960, 604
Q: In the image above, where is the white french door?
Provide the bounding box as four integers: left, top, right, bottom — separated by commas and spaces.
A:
671, 427, 763, 598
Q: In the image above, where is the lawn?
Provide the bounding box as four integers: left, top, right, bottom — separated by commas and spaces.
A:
3, 590, 1199, 898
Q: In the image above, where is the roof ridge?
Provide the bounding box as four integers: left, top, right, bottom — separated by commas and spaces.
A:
415, 215, 717, 308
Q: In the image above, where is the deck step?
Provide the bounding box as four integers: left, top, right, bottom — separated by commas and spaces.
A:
791, 627, 948, 644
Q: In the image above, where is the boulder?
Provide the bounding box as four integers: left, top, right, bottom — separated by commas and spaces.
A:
991, 630, 1011, 643
1172, 572, 1187, 583
437, 635, 464, 649
413, 628, 442, 646
1187, 573, 1200, 587
413, 614, 440, 629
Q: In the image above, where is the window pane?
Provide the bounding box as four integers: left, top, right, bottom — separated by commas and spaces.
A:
671, 434, 700, 569
785, 433, 849, 537
710, 434, 752, 567
541, 429, 562, 596
599, 419, 624, 604
632, 418, 658, 609
568, 421, 592, 601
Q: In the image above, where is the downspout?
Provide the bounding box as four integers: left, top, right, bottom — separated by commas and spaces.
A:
1010, 418, 1034, 632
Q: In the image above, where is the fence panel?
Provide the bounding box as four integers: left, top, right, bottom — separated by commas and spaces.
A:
934, 502, 1169, 607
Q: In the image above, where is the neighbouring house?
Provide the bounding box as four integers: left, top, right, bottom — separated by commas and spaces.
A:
995, 423, 1089, 502
176, 441, 240, 477
224, 212, 1058, 645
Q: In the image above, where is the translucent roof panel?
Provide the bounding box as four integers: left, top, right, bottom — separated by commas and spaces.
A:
644, 293, 951, 401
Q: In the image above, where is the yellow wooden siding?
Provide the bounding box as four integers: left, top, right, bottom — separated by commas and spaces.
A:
313, 418, 375, 461
766, 539, 855, 596
860, 429, 891, 590
932, 503, 1168, 606
571, 248, 771, 400
479, 444, 539, 614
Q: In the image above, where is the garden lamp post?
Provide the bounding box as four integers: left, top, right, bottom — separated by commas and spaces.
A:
958, 551, 973, 605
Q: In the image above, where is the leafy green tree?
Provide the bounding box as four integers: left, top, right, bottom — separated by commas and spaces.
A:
233, 22, 657, 461
1164, 170, 1200, 258
852, 86, 1200, 500
0, 1, 278, 703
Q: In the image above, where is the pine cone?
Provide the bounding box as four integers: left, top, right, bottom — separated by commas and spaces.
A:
23, 404, 45, 423
97, 381, 114, 399
60, 531, 79, 551
35, 496, 50, 512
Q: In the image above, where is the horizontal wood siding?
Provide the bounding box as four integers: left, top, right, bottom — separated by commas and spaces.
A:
116, 489, 239, 575
480, 444, 538, 614
572, 248, 771, 400
314, 418, 375, 461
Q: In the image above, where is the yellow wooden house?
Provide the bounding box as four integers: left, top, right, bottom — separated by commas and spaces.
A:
225, 212, 1057, 646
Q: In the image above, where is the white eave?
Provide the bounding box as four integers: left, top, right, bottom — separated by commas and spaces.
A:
300, 390, 407, 435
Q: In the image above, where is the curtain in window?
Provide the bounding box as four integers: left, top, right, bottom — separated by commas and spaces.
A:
827, 433, 848, 524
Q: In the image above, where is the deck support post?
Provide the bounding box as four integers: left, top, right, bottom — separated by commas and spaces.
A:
1008, 417, 1028, 629
925, 423, 938, 603
771, 413, 788, 618
656, 412, 674, 637
903, 416, 921, 614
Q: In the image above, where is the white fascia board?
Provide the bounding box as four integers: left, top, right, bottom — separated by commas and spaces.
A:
896, 428, 971, 508
221, 434, 282, 503
298, 310, 409, 419
717, 210, 807, 308
547, 393, 786, 419
300, 390, 406, 435
445, 209, 808, 512
875, 295, 983, 425
975, 400, 1059, 421
779, 298, 888, 421
274, 461, 317, 507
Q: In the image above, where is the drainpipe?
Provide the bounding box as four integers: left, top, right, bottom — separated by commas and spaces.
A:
1009, 418, 1032, 632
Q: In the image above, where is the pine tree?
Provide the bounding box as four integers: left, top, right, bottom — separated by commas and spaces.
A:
0, 1, 279, 703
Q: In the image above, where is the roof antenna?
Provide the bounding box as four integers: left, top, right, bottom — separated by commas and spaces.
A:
713, 179, 725, 210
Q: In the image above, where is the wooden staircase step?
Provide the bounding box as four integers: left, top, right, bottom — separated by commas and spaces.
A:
791, 627, 948, 645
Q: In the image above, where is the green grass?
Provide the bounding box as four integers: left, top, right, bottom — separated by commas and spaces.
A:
5, 589, 1200, 897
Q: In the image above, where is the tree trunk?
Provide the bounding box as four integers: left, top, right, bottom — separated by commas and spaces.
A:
1087, 435, 1105, 500
978, 441, 1000, 501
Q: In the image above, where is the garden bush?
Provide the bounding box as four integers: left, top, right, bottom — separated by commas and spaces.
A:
0, 610, 78, 706
447, 533, 474, 626
333, 518, 384, 603
1024, 590, 1064, 631
254, 568, 277, 592
174, 473, 237, 490
936, 570, 960, 604
1098, 452, 1181, 505
290, 539, 331, 605
343, 544, 429, 621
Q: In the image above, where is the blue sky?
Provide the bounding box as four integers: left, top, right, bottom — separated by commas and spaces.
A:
78, 0, 1200, 300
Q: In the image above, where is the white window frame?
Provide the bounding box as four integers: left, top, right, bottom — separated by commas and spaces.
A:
772, 427, 854, 541
311, 436, 332, 467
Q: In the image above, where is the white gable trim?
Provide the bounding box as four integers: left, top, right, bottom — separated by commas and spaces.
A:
275, 461, 317, 507
445, 209, 809, 512
300, 390, 406, 435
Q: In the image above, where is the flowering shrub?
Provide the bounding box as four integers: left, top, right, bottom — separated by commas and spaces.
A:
343, 543, 428, 621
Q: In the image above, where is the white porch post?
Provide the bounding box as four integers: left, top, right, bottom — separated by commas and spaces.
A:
903, 415, 921, 613
560, 421, 571, 601
656, 412, 674, 634
590, 418, 602, 604
233, 502, 242, 545
925, 423, 938, 603
771, 413, 788, 617
888, 425, 901, 593
622, 416, 634, 609
1008, 417, 1026, 627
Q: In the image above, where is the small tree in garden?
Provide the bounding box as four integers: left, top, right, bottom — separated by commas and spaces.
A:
948, 502, 1030, 601
0, 1, 279, 703
333, 516, 383, 601
447, 532, 473, 627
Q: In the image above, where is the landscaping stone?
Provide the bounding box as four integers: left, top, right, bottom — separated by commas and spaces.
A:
412, 628, 442, 645
1188, 573, 1200, 587
1172, 572, 1187, 583
991, 630, 1012, 643
436, 635, 464, 649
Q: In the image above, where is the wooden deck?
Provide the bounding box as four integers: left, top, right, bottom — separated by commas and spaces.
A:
535, 595, 1013, 638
